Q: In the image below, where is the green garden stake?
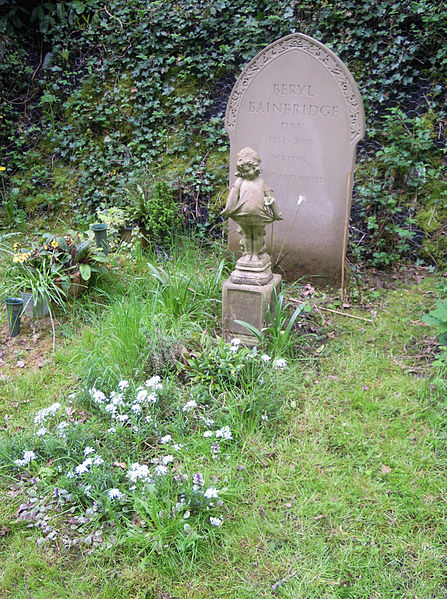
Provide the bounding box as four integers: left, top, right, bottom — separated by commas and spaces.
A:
5, 297, 24, 337
91, 223, 109, 255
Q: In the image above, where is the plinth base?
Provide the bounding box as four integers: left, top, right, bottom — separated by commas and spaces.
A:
222, 273, 282, 345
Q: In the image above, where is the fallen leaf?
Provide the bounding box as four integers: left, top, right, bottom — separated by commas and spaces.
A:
15, 360, 25, 368
381, 464, 392, 474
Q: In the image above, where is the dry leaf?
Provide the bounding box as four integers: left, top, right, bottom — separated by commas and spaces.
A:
15, 360, 25, 368
381, 464, 392, 474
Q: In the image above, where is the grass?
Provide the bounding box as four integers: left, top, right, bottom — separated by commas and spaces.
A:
0, 237, 445, 598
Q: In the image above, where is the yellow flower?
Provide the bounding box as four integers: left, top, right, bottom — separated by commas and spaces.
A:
44, 244, 48, 250
0, 167, 5, 172
13, 255, 20, 263
50, 239, 58, 248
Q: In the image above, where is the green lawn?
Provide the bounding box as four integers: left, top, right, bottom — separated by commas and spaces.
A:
0, 241, 445, 599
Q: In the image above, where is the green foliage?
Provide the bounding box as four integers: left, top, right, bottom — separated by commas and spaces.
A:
353, 108, 446, 266
236, 292, 313, 357
422, 300, 447, 346
0, 0, 446, 264
127, 180, 182, 246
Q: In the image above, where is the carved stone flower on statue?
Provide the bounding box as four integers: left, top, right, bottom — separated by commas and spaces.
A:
221, 147, 282, 286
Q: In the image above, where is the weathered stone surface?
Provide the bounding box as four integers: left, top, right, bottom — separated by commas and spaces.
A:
225, 33, 365, 285
222, 274, 282, 345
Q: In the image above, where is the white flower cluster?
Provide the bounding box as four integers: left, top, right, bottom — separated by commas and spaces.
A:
33, 402, 61, 424
227, 339, 288, 370
74, 449, 104, 476
126, 462, 152, 484
14, 450, 37, 467
203, 425, 232, 440
182, 399, 197, 412
87, 377, 164, 431
210, 515, 224, 527
107, 488, 125, 500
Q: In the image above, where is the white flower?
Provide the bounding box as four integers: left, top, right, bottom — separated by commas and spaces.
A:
182, 399, 197, 412
145, 415, 153, 424
273, 358, 287, 369
118, 380, 129, 391
110, 392, 125, 406
93, 455, 104, 465
36, 427, 48, 437
161, 455, 174, 465
14, 450, 37, 467
107, 488, 124, 500
57, 421, 70, 438
160, 434, 171, 444
89, 388, 106, 404
215, 426, 232, 440
172, 444, 183, 451
229, 344, 239, 353
146, 375, 162, 390
231, 338, 241, 346
204, 487, 219, 499
154, 465, 168, 476
105, 403, 116, 414
108, 427, 116, 433
135, 389, 148, 403
261, 354, 271, 362
203, 430, 213, 438
210, 516, 223, 527
131, 403, 142, 414
84, 446, 95, 456
33, 402, 61, 424
75, 463, 90, 475
127, 462, 152, 483
147, 392, 157, 403
116, 414, 129, 423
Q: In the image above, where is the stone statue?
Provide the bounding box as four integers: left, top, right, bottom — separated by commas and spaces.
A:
222, 147, 282, 263
221, 147, 283, 343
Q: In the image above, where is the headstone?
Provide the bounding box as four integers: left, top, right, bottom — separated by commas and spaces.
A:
225, 33, 365, 285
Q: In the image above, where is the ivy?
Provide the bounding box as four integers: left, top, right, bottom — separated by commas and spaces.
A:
0, 0, 445, 263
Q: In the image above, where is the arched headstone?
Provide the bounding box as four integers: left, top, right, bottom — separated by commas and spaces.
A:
225, 33, 365, 285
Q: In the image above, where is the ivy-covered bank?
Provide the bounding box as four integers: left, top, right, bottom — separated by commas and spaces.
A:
0, 0, 446, 266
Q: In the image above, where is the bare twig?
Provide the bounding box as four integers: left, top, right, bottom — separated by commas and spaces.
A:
104, 4, 123, 28
287, 296, 374, 323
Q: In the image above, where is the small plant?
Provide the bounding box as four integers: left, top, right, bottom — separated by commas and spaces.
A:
422, 299, 447, 346
1, 231, 108, 348
96, 206, 130, 235
236, 291, 312, 357
184, 336, 288, 394
127, 178, 183, 246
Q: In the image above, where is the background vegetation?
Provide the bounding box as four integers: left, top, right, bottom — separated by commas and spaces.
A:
0, 0, 445, 266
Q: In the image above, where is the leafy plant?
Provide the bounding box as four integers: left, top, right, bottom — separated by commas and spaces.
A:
235, 291, 312, 357
127, 179, 183, 246
422, 300, 447, 346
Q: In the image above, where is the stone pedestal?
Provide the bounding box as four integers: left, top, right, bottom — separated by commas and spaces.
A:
222, 270, 282, 345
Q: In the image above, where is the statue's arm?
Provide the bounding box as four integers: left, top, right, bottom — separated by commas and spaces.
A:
263, 182, 283, 220
221, 178, 242, 217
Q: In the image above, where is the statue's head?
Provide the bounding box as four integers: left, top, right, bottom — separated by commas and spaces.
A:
236, 147, 261, 180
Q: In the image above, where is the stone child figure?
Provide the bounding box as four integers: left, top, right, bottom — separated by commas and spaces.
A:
222, 147, 282, 262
